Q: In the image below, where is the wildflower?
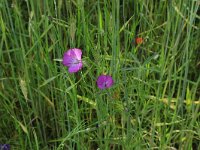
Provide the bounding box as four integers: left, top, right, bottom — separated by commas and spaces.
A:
97, 75, 114, 89
0, 144, 10, 150
136, 37, 143, 45
62, 48, 83, 73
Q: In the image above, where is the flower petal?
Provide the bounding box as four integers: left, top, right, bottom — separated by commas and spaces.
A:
68, 61, 83, 73
66, 49, 76, 56
72, 48, 82, 60
62, 56, 74, 67
97, 75, 114, 89
105, 76, 114, 88
97, 76, 106, 89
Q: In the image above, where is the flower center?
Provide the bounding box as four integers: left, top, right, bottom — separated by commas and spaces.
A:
103, 81, 108, 88
72, 58, 80, 65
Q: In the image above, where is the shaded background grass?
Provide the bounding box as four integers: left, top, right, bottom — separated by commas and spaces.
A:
0, 0, 200, 149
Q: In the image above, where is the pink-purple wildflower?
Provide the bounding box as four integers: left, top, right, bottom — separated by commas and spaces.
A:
62, 48, 83, 73
97, 75, 114, 89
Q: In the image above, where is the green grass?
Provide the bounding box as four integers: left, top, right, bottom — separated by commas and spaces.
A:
0, 0, 200, 149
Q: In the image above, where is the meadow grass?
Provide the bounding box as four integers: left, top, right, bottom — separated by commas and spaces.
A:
0, 0, 200, 149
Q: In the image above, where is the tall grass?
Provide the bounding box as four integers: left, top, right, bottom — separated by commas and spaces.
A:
0, 0, 200, 149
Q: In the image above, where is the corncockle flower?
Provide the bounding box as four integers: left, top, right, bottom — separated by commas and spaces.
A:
97, 75, 114, 89
62, 48, 83, 73
0, 144, 10, 150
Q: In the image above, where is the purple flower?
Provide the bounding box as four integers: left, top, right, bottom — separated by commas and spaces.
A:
62, 48, 83, 73
97, 75, 114, 89
0, 144, 10, 150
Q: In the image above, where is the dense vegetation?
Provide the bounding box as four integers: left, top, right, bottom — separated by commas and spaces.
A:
0, 0, 200, 149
